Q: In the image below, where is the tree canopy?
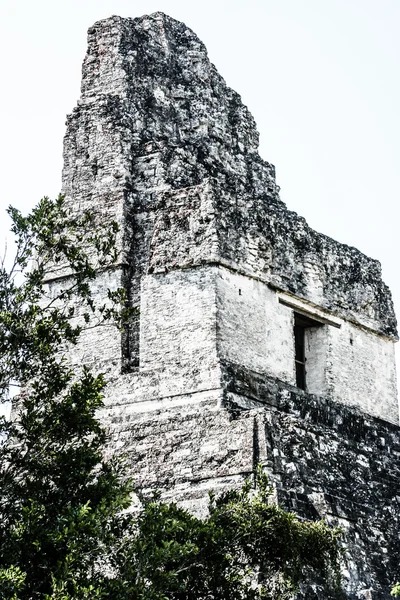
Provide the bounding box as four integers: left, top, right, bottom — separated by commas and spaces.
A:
0, 197, 343, 599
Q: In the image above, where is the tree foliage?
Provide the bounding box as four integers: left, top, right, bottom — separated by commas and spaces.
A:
109, 468, 343, 600
392, 583, 400, 597
0, 196, 132, 598
0, 197, 343, 599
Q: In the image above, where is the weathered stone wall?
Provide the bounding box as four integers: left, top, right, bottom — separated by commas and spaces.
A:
140, 268, 220, 401
213, 265, 397, 422
61, 12, 397, 360
326, 320, 398, 420
105, 374, 400, 599
57, 261, 396, 423
216, 267, 295, 383
43, 270, 124, 377
52, 11, 400, 599
149, 181, 397, 338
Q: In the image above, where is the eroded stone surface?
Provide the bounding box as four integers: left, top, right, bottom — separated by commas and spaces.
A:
62, 12, 397, 340
53, 12, 400, 598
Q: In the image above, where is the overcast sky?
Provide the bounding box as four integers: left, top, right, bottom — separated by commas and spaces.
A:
1, 0, 399, 406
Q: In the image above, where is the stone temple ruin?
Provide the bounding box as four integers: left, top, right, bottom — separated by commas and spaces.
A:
49, 12, 400, 598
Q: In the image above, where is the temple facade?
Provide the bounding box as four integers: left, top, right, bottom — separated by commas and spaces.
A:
47, 13, 400, 598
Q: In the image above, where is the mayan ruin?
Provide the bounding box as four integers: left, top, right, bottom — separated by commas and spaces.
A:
41, 12, 400, 598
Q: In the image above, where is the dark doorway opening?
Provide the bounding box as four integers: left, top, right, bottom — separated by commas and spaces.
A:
294, 312, 324, 391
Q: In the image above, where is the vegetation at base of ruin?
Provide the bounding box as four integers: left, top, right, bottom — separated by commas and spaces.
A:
107, 467, 343, 600
0, 196, 133, 599
392, 583, 400, 596
0, 197, 343, 599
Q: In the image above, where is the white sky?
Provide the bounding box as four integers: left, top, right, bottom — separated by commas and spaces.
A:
1, 0, 399, 406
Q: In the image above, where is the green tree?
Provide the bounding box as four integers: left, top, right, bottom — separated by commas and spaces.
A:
110, 468, 343, 600
0, 196, 132, 599
392, 583, 400, 596
0, 197, 343, 599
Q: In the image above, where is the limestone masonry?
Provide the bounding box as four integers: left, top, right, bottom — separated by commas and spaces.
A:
51, 12, 400, 598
